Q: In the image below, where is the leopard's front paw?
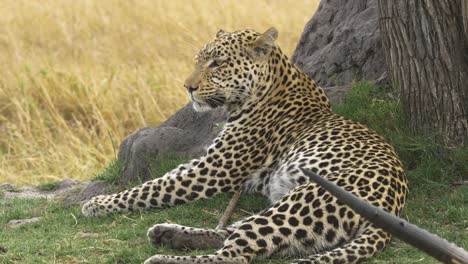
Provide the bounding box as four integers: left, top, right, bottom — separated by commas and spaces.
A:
144, 254, 248, 264
147, 224, 177, 247
291, 259, 318, 264
143, 255, 181, 264
81, 195, 110, 217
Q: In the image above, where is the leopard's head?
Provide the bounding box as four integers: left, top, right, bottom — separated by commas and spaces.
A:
184, 27, 279, 112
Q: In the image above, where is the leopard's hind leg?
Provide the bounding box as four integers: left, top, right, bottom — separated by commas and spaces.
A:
144, 180, 347, 263
144, 174, 392, 264
292, 224, 391, 264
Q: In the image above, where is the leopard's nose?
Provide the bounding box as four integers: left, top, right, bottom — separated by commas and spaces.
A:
184, 83, 199, 92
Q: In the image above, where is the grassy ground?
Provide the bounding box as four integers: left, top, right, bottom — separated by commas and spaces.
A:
1, 82, 466, 263
0, 0, 319, 185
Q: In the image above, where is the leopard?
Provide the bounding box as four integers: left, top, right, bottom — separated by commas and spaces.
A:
82, 27, 408, 264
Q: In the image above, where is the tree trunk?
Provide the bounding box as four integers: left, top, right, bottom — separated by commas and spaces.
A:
378, 0, 468, 146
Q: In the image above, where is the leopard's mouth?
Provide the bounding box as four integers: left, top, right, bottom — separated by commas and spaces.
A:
189, 92, 226, 112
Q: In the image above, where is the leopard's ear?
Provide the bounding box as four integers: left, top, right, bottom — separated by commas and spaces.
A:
249, 27, 278, 59
216, 29, 226, 38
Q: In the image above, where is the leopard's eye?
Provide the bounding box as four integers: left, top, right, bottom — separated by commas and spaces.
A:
208, 59, 225, 69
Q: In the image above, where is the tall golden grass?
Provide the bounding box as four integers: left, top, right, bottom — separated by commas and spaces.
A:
0, 0, 319, 185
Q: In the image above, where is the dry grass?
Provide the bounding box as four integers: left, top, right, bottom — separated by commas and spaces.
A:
0, 0, 319, 185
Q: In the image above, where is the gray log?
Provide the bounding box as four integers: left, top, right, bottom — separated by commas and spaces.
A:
292, 0, 387, 86
117, 104, 227, 186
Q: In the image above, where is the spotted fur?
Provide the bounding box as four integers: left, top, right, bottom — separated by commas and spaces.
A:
82, 27, 408, 264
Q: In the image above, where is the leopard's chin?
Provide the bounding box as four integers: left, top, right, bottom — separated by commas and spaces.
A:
191, 101, 213, 112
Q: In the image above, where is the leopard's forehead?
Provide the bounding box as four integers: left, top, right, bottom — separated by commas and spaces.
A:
195, 29, 260, 62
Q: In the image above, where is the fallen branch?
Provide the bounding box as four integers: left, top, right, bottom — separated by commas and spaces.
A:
451, 180, 468, 186
300, 167, 468, 264
216, 190, 242, 230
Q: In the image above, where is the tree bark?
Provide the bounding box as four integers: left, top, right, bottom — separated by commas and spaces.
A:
378, 0, 468, 146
